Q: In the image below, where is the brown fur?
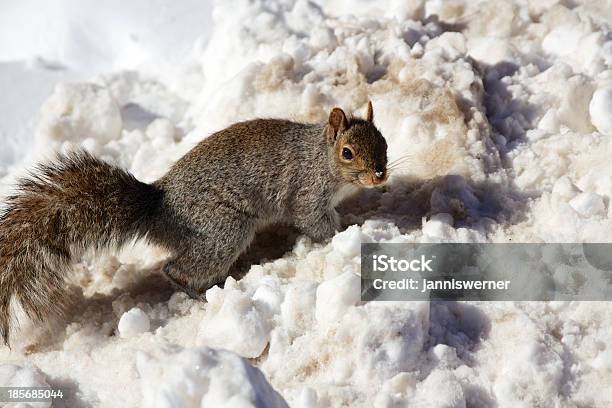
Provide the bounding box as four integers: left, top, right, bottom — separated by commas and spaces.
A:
0, 152, 163, 344
0, 104, 387, 344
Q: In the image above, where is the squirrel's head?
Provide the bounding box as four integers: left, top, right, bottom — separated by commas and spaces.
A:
326, 101, 388, 187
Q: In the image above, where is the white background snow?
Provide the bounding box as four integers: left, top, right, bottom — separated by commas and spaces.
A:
0, 0, 611, 407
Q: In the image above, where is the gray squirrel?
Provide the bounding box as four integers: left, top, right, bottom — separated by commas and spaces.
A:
0, 102, 388, 344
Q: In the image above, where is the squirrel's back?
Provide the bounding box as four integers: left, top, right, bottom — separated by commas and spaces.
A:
158, 119, 329, 220
164, 119, 326, 183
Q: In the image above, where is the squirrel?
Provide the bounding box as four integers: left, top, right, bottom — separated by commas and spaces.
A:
0, 101, 388, 344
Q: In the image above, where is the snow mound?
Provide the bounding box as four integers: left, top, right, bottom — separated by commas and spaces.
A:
1, 0, 612, 407
137, 346, 288, 408
0, 364, 51, 408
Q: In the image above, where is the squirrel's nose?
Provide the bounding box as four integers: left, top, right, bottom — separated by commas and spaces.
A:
375, 164, 385, 178
371, 170, 385, 185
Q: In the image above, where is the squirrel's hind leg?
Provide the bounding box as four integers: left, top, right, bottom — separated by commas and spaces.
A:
162, 217, 258, 299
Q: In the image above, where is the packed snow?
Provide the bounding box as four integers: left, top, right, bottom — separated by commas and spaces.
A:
0, 0, 611, 407
118, 308, 151, 339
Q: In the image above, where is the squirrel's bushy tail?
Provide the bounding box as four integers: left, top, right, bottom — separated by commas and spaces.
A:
0, 151, 163, 344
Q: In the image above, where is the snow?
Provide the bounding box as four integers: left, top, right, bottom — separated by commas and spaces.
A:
314, 270, 360, 326
590, 88, 612, 135
569, 192, 606, 217
422, 213, 455, 241
40, 83, 123, 145
0, 365, 51, 408
118, 308, 151, 339
137, 346, 288, 408
0, 0, 611, 407
197, 279, 273, 359
330, 225, 366, 258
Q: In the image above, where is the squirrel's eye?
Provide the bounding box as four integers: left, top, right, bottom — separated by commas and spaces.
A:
342, 147, 353, 161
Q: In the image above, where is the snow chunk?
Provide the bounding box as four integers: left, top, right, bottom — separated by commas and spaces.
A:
537, 109, 559, 133
252, 276, 283, 315
118, 307, 151, 338
37, 83, 122, 144
590, 88, 612, 135
137, 346, 288, 408
280, 281, 317, 337
427, 32, 467, 60
198, 282, 272, 358
423, 213, 455, 240
413, 370, 465, 408
552, 176, 579, 199
543, 26, 584, 57
591, 349, 612, 371
331, 225, 367, 258
569, 192, 606, 217
430, 344, 461, 369
0, 364, 50, 408
557, 76, 594, 133
315, 271, 361, 327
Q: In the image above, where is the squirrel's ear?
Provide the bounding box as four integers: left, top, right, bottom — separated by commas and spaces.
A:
327, 107, 349, 143
366, 100, 373, 123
